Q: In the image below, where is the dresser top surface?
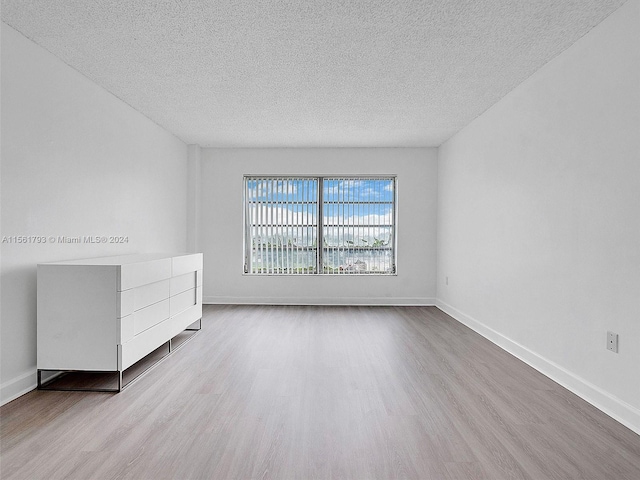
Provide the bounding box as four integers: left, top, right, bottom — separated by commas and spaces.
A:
39, 253, 201, 266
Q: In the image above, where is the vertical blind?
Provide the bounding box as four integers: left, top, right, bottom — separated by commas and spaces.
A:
244, 177, 318, 275
244, 176, 396, 275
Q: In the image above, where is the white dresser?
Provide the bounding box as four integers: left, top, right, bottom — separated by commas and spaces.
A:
37, 253, 203, 391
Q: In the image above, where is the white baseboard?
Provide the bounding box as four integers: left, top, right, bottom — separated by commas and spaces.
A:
1, 369, 37, 406
435, 299, 640, 436
204, 296, 435, 306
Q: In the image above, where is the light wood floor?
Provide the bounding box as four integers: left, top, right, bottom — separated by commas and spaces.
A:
1, 305, 639, 479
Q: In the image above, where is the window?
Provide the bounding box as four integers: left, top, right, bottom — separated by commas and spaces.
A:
244, 176, 396, 275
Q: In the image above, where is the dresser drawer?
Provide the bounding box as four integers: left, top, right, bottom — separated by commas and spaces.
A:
118, 314, 134, 344
118, 258, 171, 291
170, 288, 197, 316
172, 254, 203, 277
170, 272, 197, 296
117, 289, 134, 318
133, 279, 170, 311
133, 299, 170, 335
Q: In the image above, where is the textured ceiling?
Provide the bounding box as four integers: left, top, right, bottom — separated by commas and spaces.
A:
1, 0, 628, 147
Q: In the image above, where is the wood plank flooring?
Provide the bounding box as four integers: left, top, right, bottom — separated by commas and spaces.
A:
1, 305, 639, 479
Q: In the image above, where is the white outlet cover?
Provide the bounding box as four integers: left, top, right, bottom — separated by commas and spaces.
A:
607, 331, 619, 353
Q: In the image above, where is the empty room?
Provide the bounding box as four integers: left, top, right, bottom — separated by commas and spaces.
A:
1, 1, 639, 479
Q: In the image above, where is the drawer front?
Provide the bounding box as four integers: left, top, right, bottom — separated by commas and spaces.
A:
119, 259, 171, 291
120, 320, 172, 370
170, 272, 197, 296
133, 279, 170, 311
169, 303, 202, 338
117, 289, 134, 318
133, 299, 170, 336
172, 254, 203, 277
120, 301, 203, 370
118, 314, 135, 344
170, 288, 197, 316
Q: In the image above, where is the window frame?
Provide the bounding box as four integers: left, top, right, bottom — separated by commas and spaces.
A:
243, 175, 397, 276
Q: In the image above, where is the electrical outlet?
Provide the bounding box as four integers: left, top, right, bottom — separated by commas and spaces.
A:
607, 331, 618, 353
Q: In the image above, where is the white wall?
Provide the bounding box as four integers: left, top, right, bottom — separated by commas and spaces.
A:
0, 24, 189, 404
187, 144, 202, 253
200, 148, 437, 305
437, 0, 640, 433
